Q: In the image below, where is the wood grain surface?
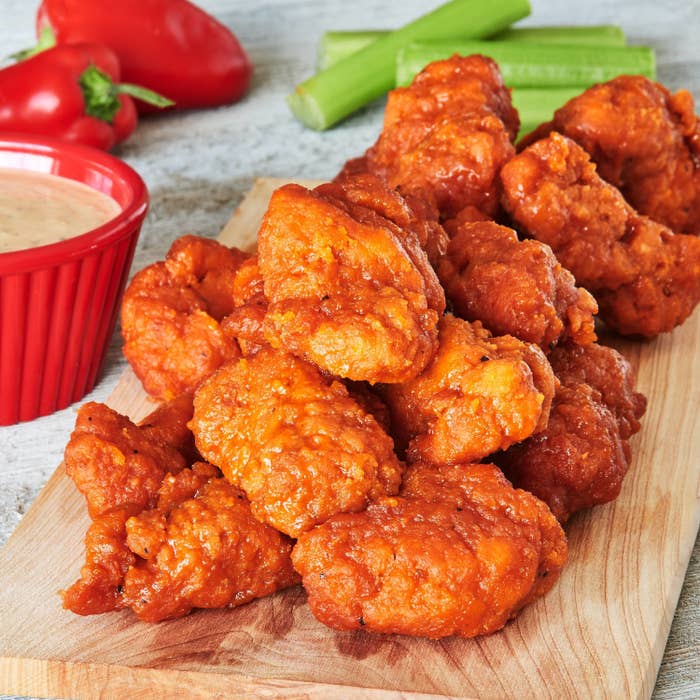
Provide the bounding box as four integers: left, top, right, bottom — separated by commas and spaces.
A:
0, 179, 698, 700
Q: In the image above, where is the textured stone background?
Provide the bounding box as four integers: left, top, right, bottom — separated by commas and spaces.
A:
0, 1, 697, 698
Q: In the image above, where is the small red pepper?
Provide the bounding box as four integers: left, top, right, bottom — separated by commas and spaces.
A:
0, 42, 173, 151
37, 0, 254, 112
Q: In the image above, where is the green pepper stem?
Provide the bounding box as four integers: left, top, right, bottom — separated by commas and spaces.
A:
8, 26, 57, 62
80, 65, 174, 123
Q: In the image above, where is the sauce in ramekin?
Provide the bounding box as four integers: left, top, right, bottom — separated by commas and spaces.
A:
0, 168, 122, 253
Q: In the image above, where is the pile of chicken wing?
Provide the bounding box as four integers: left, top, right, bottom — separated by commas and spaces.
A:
63, 55, 700, 639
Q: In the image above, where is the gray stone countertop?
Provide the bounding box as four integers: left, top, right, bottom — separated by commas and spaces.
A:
0, 1, 697, 698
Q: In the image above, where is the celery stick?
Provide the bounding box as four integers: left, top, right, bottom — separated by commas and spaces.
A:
493, 25, 626, 46
511, 86, 583, 138
317, 25, 626, 71
288, 0, 531, 131
396, 40, 655, 87
318, 31, 384, 71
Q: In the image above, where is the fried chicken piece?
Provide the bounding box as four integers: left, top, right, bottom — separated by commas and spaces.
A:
258, 178, 444, 384
190, 349, 404, 538
221, 256, 269, 356
497, 343, 646, 522
138, 393, 198, 464
121, 465, 299, 622
62, 509, 135, 615
62, 400, 199, 615
345, 55, 518, 222
381, 315, 555, 465
343, 380, 393, 434
437, 221, 598, 350
522, 76, 700, 234
501, 132, 700, 337
327, 172, 449, 268
549, 342, 647, 441
292, 463, 566, 639
64, 402, 187, 519
121, 236, 246, 400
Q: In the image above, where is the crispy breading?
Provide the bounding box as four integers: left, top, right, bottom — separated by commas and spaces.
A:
521, 76, 700, 234
501, 132, 700, 337
221, 255, 269, 356
346, 55, 518, 222
122, 466, 299, 622
258, 179, 444, 384
64, 402, 187, 519
61, 509, 135, 615
292, 463, 566, 638
497, 343, 646, 522
381, 315, 555, 465
121, 236, 245, 400
324, 172, 449, 268
190, 349, 404, 538
437, 221, 598, 350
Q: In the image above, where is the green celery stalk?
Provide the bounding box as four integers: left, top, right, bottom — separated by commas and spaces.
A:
396, 40, 655, 87
511, 86, 583, 138
492, 25, 626, 45
318, 25, 626, 70
287, 0, 531, 131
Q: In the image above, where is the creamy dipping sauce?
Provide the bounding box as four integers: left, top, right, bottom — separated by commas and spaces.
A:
0, 168, 122, 254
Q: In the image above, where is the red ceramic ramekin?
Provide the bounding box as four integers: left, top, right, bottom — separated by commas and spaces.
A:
0, 134, 148, 425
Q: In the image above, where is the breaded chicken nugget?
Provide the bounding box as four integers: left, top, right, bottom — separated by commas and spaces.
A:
497, 343, 646, 522
346, 55, 518, 222
190, 349, 404, 538
323, 172, 449, 269
138, 393, 198, 464
64, 401, 188, 519
121, 236, 245, 400
62, 400, 200, 614
437, 221, 597, 350
522, 76, 700, 234
501, 133, 700, 337
122, 466, 299, 622
292, 463, 566, 639
381, 315, 555, 465
258, 179, 444, 384
62, 509, 135, 615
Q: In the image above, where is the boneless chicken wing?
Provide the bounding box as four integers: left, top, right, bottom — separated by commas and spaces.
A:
190, 348, 404, 538
348, 55, 518, 223
258, 178, 444, 384
501, 133, 700, 337
497, 343, 646, 522
63, 399, 195, 614
121, 236, 246, 400
381, 314, 555, 465
62, 509, 135, 615
122, 467, 299, 622
292, 463, 566, 638
437, 221, 598, 350
522, 76, 700, 234
64, 401, 188, 519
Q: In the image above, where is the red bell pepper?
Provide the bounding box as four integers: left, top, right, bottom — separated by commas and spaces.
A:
0, 42, 172, 151
37, 0, 254, 112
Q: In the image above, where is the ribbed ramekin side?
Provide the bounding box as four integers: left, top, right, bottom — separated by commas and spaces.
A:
0, 227, 142, 426
0, 273, 29, 425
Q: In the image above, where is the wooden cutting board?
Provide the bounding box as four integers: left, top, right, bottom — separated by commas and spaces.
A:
1, 178, 698, 700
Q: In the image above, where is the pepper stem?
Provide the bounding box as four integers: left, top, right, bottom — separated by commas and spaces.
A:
8, 26, 57, 62
80, 65, 175, 122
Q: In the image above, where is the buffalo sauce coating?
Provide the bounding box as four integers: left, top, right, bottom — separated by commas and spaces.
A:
122, 466, 299, 622
380, 314, 555, 465
190, 348, 404, 538
292, 463, 566, 639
